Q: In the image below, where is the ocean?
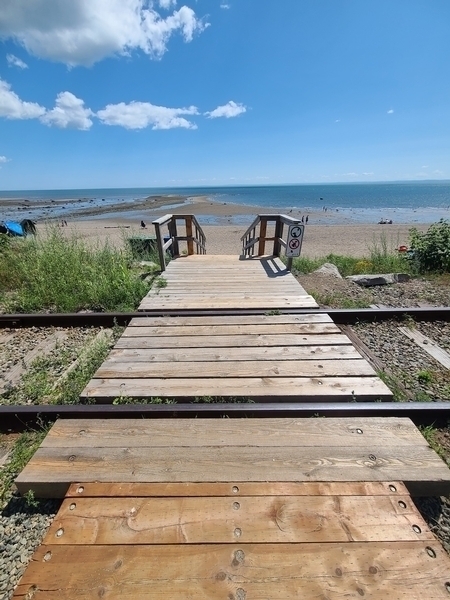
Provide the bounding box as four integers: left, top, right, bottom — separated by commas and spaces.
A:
1, 181, 450, 225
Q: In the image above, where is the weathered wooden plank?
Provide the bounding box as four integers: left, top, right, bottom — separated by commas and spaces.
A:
41, 418, 427, 449
81, 375, 392, 400
121, 323, 341, 336
64, 481, 410, 497
114, 334, 350, 349
139, 299, 318, 309
48, 494, 432, 544
106, 345, 364, 362
399, 327, 450, 369
95, 358, 376, 379
128, 314, 334, 326
0, 331, 68, 394
14, 542, 450, 599
16, 444, 449, 497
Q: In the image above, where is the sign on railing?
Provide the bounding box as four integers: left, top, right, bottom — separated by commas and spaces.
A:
285, 224, 304, 258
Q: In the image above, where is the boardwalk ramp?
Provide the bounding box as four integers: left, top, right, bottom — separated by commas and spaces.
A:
139, 254, 318, 311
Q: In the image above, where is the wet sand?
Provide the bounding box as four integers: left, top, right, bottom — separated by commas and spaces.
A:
33, 195, 428, 258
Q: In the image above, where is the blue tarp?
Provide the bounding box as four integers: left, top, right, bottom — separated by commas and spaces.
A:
3, 221, 24, 236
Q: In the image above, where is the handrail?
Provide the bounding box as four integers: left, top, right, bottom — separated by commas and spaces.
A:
240, 213, 303, 271
153, 214, 207, 271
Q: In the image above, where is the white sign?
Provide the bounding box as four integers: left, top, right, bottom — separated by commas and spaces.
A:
285, 223, 304, 257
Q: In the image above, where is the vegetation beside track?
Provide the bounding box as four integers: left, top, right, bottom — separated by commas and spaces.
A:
0, 226, 160, 313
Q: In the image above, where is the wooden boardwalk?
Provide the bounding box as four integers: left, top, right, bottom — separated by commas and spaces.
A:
16, 417, 450, 497
138, 254, 319, 311
14, 417, 450, 598
79, 252, 393, 402
81, 313, 392, 402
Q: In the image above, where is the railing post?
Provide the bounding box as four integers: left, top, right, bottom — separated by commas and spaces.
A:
258, 218, 267, 256
185, 216, 194, 255
154, 222, 166, 272
168, 219, 179, 257
273, 218, 283, 256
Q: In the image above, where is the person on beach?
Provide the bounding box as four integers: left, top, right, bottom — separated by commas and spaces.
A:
141, 220, 146, 228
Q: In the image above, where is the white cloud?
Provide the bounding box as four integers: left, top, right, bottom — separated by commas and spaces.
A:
421, 165, 429, 169
0, 0, 208, 67
362, 172, 374, 176
159, 0, 177, 8
41, 91, 93, 130
220, 3, 231, 8
387, 109, 394, 114
205, 100, 246, 119
97, 101, 198, 129
6, 53, 28, 69
0, 78, 45, 119
0, 155, 10, 163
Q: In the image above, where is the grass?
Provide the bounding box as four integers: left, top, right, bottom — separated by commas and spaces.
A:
308, 290, 371, 309
0, 227, 153, 313
419, 424, 449, 466
2, 326, 122, 406
292, 233, 412, 277
0, 422, 51, 505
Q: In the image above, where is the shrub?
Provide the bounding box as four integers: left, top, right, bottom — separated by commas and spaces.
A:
0, 226, 151, 312
409, 219, 450, 273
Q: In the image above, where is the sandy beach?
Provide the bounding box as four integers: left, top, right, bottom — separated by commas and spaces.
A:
28, 194, 429, 258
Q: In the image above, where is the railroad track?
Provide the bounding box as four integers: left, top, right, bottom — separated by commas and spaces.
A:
1, 308, 450, 432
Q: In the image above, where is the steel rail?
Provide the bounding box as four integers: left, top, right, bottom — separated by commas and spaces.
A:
1, 402, 450, 433
1, 307, 450, 328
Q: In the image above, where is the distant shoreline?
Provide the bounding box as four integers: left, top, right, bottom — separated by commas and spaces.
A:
2, 194, 449, 227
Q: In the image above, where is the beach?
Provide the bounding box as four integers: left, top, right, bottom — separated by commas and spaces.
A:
26, 194, 429, 258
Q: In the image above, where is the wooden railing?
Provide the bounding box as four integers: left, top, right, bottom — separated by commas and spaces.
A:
241, 214, 302, 271
153, 214, 206, 271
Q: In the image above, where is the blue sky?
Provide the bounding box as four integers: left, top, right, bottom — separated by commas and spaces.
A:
0, 0, 449, 190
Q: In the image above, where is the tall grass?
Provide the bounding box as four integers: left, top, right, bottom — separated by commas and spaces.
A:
0, 227, 151, 312
292, 233, 411, 276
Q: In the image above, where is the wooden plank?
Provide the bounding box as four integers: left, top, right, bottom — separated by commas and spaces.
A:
95, 358, 376, 378
106, 345, 364, 362
48, 494, 432, 544
81, 375, 392, 399
128, 314, 334, 326
399, 327, 450, 369
121, 323, 341, 336
16, 444, 449, 497
114, 334, 351, 349
41, 418, 427, 449
0, 331, 68, 394
64, 481, 411, 497
14, 542, 450, 599
0, 330, 16, 345
139, 300, 319, 309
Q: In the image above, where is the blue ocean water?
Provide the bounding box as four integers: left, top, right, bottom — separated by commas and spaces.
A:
1, 181, 450, 224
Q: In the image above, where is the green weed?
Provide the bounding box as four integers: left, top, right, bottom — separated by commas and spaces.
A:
0, 226, 151, 313
417, 370, 433, 385
0, 422, 51, 505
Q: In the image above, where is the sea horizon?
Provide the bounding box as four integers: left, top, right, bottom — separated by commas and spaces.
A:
1, 180, 450, 225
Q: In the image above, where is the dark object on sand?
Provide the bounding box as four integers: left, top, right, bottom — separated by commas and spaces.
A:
0, 219, 37, 237
141, 220, 146, 228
